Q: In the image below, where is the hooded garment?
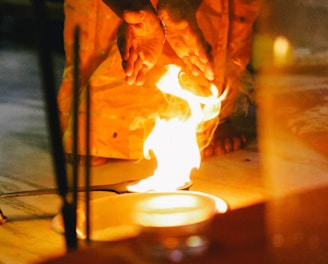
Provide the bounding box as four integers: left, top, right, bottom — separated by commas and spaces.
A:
58, 0, 261, 159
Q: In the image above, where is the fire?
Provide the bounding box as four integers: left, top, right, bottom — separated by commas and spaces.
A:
128, 65, 225, 192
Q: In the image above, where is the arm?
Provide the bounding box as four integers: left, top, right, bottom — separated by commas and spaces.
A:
102, 0, 155, 18
157, 0, 202, 22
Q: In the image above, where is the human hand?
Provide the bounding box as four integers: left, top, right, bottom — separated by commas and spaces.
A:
117, 10, 165, 86
158, 8, 215, 81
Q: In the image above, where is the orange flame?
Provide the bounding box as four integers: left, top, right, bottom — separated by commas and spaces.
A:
128, 65, 225, 192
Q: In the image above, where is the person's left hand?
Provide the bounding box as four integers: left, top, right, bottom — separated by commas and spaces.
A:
117, 9, 165, 86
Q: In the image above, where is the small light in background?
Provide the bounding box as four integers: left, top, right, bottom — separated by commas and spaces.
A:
273, 35, 293, 67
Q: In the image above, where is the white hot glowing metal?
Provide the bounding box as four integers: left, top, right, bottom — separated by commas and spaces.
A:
128, 65, 225, 192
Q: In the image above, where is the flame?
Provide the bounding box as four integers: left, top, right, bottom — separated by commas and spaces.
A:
128, 65, 225, 192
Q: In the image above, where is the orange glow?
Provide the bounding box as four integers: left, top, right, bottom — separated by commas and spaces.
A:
273, 35, 292, 67
132, 192, 217, 227
52, 192, 228, 241
128, 65, 225, 192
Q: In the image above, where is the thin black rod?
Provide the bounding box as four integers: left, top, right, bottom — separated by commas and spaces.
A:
85, 83, 91, 243
71, 25, 80, 248
30, 0, 68, 204
0, 185, 122, 199
31, 0, 77, 251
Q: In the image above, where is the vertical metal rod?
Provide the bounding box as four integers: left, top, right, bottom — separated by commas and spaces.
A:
31, 0, 77, 251
72, 25, 80, 246
31, 0, 67, 201
85, 83, 91, 243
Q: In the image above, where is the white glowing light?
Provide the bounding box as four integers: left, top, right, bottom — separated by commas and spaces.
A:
132, 192, 217, 227
273, 35, 291, 67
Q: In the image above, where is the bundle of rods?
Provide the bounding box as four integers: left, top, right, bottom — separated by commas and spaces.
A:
0, 0, 122, 249
0, 0, 89, 251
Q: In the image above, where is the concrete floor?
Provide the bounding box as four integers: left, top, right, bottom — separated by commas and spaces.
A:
1, 4, 328, 263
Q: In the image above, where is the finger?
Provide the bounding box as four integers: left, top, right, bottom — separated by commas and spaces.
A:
189, 54, 205, 72
190, 64, 201, 76
196, 42, 214, 80
125, 74, 136, 85
124, 43, 138, 76
123, 41, 131, 61
181, 56, 200, 76
198, 43, 214, 81
134, 65, 148, 86
133, 53, 144, 75
142, 51, 158, 70
204, 62, 215, 81
125, 55, 144, 85
188, 55, 214, 81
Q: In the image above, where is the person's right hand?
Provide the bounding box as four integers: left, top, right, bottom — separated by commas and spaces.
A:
158, 9, 215, 81
117, 9, 165, 86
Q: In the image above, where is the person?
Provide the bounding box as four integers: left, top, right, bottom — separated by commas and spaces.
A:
58, 0, 261, 166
